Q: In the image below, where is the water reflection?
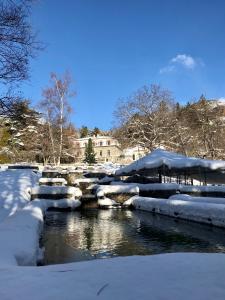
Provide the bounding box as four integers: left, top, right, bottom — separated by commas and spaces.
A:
43, 209, 225, 265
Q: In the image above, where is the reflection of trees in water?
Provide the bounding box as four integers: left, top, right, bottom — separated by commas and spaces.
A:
62, 210, 125, 254
43, 209, 225, 265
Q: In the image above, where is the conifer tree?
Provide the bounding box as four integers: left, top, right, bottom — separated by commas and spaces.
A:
83, 138, 96, 164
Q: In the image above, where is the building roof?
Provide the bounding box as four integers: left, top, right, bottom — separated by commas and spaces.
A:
116, 149, 225, 183
75, 135, 115, 141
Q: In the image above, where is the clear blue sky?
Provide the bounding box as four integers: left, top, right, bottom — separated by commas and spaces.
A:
22, 0, 225, 130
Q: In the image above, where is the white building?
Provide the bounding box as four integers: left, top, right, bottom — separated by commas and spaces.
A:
73, 135, 146, 163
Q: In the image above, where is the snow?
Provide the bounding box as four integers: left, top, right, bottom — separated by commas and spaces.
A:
0, 197, 81, 267
116, 148, 225, 175
98, 176, 115, 184
1, 253, 225, 299
180, 185, 225, 193
74, 178, 99, 185
0, 169, 81, 268
0, 201, 44, 266
31, 186, 82, 199
96, 185, 139, 198
110, 181, 225, 193
169, 194, 225, 205
0, 169, 40, 223
39, 177, 67, 185
1, 168, 225, 299
131, 196, 225, 227
111, 181, 179, 190
98, 197, 117, 208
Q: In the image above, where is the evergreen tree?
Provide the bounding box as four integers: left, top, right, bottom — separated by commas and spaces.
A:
83, 138, 96, 164
80, 126, 89, 138
91, 127, 101, 137
0, 122, 11, 163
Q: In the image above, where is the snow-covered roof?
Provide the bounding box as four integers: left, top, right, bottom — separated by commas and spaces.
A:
116, 149, 225, 176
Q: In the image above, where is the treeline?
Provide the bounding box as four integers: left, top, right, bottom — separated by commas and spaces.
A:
113, 84, 225, 159
0, 72, 79, 164
0, 100, 78, 164
79, 126, 110, 138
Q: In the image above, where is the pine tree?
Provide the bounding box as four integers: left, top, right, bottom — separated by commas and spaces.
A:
83, 138, 96, 164
91, 127, 101, 137
80, 126, 89, 138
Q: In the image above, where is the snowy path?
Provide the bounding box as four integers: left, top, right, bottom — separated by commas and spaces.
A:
0, 253, 225, 300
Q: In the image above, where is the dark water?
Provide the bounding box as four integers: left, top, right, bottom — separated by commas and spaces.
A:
42, 209, 225, 265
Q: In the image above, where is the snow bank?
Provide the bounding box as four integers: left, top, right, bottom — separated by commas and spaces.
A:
1, 253, 225, 299
0, 201, 44, 266
0, 169, 40, 223
0, 169, 81, 267
169, 194, 225, 205
116, 148, 225, 175
132, 196, 225, 227
31, 186, 82, 199
0, 198, 81, 267
96, 185, 139, 198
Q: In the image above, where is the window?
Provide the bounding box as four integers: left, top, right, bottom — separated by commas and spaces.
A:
100, 150, 102, 156
107, 150, 110, 156
107, 140, 111, 146
100, 141, 103, 146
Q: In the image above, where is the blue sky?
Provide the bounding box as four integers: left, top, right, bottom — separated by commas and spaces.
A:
22, 0, 225, 130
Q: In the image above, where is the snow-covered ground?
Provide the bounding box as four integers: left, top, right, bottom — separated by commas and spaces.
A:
1, 253, 225, 300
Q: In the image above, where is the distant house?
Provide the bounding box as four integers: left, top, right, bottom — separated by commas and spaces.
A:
73, 135, 146, 163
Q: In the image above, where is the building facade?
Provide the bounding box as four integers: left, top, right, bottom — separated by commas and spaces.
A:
73, 135, 146, 163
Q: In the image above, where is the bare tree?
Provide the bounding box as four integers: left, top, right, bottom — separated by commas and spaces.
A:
113, 84, 174, 151
0, 0, 41, 114
39, 72, 75, 165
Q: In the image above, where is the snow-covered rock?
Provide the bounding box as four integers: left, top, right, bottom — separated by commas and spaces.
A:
39, 178, 67, 186
98, 197, 118, 208
31, 186, 82, 200
96, 185, 139, 198
74, 178, 99, 186
98, 176, 116, 184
